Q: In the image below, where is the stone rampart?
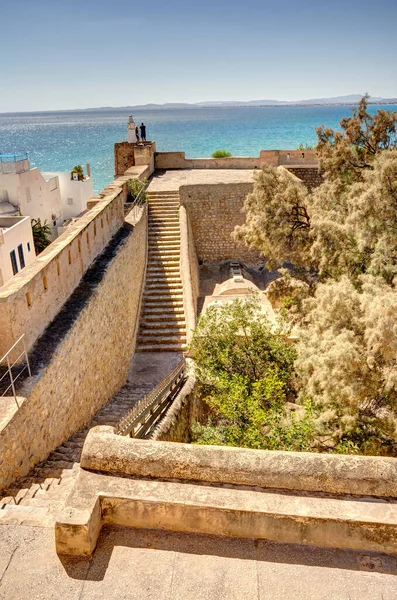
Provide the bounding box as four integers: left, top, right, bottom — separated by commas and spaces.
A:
0, 208, 147, 490
179, 206, 199, 344
114, 142, 156, 176
287, 166, 323, 189
180, 183, 262, 264
155, 150, 318, 171
82, 426, 397, 498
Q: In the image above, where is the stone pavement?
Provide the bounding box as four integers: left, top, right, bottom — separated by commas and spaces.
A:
0, 524, 397, 599
0, 352, 182, 527
148, 169, 256, 192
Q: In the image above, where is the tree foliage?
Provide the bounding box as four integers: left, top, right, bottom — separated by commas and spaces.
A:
189, 298, 315, 451
316, 94, 397, 183
31, 218, 52, 254
231, 99, 397, 455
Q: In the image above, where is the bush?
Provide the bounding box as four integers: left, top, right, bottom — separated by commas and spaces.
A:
31, 219, 52, 254
211, 150, 232, 158
127, 178, 148, 204
189, 298, 316, 451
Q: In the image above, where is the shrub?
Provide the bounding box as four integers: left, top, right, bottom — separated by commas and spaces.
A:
211, 150, 232, 158
189, 298, 316, 451
127, 178, 148, 204
31, 219, 52, 254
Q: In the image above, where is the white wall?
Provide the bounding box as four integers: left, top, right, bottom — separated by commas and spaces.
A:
53, 172, 94, 221
0, 217, 35, 286
0, 168, 63, 226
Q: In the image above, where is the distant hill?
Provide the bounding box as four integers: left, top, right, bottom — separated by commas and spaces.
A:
84, 95, 397, 112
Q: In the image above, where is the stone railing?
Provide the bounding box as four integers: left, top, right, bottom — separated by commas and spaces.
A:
155, 150, 318, 171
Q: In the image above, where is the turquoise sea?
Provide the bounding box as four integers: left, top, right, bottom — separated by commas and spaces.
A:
1, 105, 396, 193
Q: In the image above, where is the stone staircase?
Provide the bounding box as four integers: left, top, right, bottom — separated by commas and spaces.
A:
0, 380, 152, 527
136, 190, 187, 352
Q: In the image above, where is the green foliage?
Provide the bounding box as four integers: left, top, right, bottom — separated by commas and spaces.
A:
211, 150, 232, 158
189, 298, 316, 451
31, 219, 52, 254
127, 178, 148, 204
71, 165, 84, 181
297, 143, 314, 150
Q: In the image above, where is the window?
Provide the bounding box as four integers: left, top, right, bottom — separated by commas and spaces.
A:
10, 250, 18, 275
26, 186, 32, 203
18, 244, 25, 269
53, 220, 57, 227
67, 197, 73, 205
27, 242, 31, 252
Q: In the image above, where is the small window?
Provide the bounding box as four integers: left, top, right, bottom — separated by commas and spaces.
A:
67, 197, 73, 205
26, 186, 32, 203
27, 242, 31, 252
53, 220, 57, 227
10, 250, 18, 275
18, 244, 25, 269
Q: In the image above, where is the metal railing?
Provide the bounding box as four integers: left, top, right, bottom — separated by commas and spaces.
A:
0, 334, 31, 407
115, 358, 186, 438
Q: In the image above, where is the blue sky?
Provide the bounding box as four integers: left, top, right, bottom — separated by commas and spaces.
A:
1, 0, 396, 112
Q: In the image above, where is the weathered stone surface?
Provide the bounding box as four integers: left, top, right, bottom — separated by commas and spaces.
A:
56, 468, 397, 556
81, 427, 397, 498
0, 210, 147, 491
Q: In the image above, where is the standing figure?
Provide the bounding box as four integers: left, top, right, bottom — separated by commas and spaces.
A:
135, 125, 140, 142
140, 122, 147, 142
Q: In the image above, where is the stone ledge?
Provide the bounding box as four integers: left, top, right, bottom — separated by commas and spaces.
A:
80, 426, 397, 498
55, 467, 397, 556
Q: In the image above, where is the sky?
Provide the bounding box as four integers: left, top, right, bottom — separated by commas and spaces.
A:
1, 0, 397, 112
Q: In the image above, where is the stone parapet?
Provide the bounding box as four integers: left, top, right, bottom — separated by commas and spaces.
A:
81, 426, 397, 498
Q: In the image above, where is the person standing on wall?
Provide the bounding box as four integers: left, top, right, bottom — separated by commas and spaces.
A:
140, 122, 147, 143
135, 125, 140, 143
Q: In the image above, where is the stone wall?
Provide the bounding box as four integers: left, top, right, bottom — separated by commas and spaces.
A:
179, 207, 199, 343
155, 150, 318, 171
114, 142, 156, 176
0, 192, 125, 357
0, 208, 147, 491
287, 166, 323, 189
180, 183, 262, 264
151, 376, 209, 443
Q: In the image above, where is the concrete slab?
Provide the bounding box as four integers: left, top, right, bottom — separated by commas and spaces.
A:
1, 525, 397, 600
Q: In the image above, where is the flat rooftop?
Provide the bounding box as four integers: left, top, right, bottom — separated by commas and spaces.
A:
148, 168, 256, 191
1, 524, 397, 599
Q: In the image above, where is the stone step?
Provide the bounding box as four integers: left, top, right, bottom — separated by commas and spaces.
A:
141, 320, 186, 329
148, 240, 181, 245
136, 343, 187, 352
142, 315, 186, 325
143, 307, 185, 316
138, 331, 187, 341
148, 192, 180, 197
143, 293, 183, 301
145, 277, 182, 284
145, 286, 183, 293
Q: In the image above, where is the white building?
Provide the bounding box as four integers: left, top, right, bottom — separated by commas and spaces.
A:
0, 216, 35, 287
0, 153, 63, 227
0, 154, 94, 230
42, 168, 94, 222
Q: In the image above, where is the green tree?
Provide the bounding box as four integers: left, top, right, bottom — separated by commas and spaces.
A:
31, 219, 52, 254
189, 298, 315, 451
70, 165, 85, 181
212, 150, 232, 158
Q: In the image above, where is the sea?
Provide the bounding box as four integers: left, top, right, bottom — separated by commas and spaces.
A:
1, 104, 396, 194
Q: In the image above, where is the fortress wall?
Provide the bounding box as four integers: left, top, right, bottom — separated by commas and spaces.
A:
155, 150, 318, 171
0, 208, 147, 491
287, 166, 323, 189
179, 206, 199, 344
0, 191, 125, 357
180, 183, 262, 264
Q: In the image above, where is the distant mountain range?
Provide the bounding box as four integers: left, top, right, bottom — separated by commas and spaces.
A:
84, 95, 397, 112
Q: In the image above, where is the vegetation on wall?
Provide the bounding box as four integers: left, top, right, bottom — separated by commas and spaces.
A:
70, 165, 85, 181
212, 150, 232, 158
31, 219, 52, 254
192, 97, 397, 456
127, 178, 148, 204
